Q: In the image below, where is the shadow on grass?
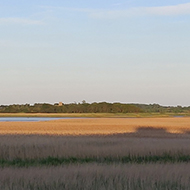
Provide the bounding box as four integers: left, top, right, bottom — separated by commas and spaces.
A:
108, 126, 190, 139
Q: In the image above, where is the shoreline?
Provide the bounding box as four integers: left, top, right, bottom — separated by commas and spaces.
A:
0, 112, 189, 118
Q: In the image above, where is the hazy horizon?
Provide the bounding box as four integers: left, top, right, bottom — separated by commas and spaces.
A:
1, 0, 190, 106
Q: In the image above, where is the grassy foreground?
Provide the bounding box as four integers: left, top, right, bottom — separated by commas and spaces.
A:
1, 164, 190, 190
1, 154, 190, 167
1, 118, 190, 189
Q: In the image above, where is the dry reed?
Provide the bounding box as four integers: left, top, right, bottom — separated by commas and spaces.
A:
0, 118, 190, 135
1, 118, 190, 189
0, 134, 190, 160
1, 164, 190, 189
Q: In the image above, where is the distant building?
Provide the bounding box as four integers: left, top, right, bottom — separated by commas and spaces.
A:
59, 102, 63, 106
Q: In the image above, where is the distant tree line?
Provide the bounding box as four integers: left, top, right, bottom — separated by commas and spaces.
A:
134, 104, 190, 114
0, 102, 142, 113
0, 102, 189, 114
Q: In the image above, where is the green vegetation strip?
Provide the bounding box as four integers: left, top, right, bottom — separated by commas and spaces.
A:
1, 154, 190, 167
1, 102, 190, 117
1, 113, 190, 118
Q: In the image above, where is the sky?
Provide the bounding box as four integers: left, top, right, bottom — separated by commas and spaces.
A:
1, 0, 190, 106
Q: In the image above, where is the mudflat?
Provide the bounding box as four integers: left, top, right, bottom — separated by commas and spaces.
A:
0, 117, 190, 135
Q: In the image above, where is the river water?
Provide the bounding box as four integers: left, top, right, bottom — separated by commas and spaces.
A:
0, 117, 75, 122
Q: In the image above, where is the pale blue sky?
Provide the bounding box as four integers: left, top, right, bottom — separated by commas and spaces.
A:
1, 1, 190, 106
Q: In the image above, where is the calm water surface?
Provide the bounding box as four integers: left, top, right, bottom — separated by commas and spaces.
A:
0, 117, 75, 122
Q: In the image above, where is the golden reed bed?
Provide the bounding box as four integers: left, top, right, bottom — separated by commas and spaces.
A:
0, 118, 190, 135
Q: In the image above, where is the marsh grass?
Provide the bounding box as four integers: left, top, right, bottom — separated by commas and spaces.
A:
1, 118, 190, 135
1, 118, 190, 189
1, 134, 190, 161
1, 164, 190, 190
1, 154, 190, 167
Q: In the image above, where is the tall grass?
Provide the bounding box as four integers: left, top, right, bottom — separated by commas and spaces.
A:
1, 164, 190, 190
1, 118, 190, 189
1, 154, 190, 167
1, 134, 190, 160
1, 118, 190, 135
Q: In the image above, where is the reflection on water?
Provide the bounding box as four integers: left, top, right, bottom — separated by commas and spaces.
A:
0, 117, 73, 122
